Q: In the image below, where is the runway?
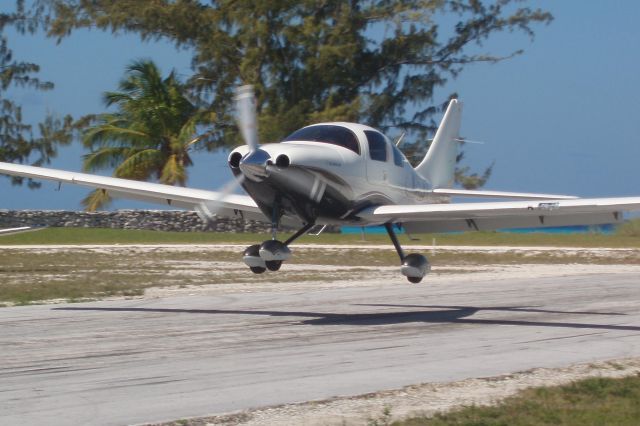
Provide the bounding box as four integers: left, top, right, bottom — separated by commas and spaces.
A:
2, 270, 640, 425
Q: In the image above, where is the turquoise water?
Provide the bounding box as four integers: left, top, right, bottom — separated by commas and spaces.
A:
341, 224, 616, 235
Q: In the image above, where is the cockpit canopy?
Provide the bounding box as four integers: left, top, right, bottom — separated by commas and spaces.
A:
283, 125, 360, 155
283, 124, 406, 168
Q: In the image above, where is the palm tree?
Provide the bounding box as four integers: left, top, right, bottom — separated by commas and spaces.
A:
81, 59, 214, 210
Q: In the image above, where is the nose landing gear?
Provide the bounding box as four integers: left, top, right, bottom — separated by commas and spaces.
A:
265, 260, 283, 271
259, 240, 291, 262
242, 222, 315, 274
242, 244, 267, 274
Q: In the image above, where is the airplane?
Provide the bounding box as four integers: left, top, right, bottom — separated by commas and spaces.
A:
1, 85, 640, 283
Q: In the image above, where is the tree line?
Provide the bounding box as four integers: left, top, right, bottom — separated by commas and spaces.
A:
0, 0, 552, 209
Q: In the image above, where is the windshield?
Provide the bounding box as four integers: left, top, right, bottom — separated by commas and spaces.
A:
283, 125, 360, 155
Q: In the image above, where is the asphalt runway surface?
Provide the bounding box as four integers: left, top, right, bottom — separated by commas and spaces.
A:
2, 271, 640, 425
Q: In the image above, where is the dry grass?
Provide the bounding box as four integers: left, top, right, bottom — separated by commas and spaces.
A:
2, 226, 640, 247
395, 374, 640, 425
2, 245, 640, 305
0, 248, 375, 304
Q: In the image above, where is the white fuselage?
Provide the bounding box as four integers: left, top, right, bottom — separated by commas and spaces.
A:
229, 122, 446, 226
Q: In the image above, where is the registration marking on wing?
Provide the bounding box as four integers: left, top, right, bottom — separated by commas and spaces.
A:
538, 202, 560, 211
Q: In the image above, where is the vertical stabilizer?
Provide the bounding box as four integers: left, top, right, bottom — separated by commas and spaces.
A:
414, 99, 462, 189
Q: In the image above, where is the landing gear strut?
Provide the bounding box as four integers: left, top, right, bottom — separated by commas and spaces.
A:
384, 223, 430, 283
242, 222, 316, 273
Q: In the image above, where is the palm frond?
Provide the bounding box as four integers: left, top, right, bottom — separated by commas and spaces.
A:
82, 146, 133, 172
83, 124, 151, 149
160, 154, 187, 186
83, 59, 210, 188
82, 189, 112, 212
113, 149, 164, 181
103, 91, 134, 108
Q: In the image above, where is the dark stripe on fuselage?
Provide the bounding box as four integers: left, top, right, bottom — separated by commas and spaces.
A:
233, 166, 390, 224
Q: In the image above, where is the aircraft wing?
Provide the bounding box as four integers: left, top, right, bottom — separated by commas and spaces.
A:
358, 197, 640, 233
0, 226, 47, 236
0, 161, 265, 221
432, 188, 578, 200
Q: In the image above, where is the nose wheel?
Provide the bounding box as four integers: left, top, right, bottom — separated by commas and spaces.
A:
242, 222, 315, 274
244, 244, 285, 273
265, 260, 283, 271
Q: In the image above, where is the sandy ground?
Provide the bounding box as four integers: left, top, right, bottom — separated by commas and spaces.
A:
171, 357, 640, 426
3, 243, 640, 301
136, 263, 640, 303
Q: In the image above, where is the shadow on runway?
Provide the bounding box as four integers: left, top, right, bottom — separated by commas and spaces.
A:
53, 305, 640, 332
356, 304, 627, 316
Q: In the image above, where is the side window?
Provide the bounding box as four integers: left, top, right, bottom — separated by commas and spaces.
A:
365, 130, 387, 162
391, 143, 404, 167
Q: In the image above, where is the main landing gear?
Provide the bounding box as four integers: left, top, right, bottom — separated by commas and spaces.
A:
241, 219, 428, 283
384, 223, 430, 283
242, 222, 316, 274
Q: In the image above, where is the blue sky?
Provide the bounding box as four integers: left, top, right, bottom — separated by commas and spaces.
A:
2, 1, 640, 210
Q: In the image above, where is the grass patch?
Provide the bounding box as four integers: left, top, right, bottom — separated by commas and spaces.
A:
617, 219, 640, 238
293, 248, 640, 266
1, 226, 640, 247
0, 248, 380, 304
394, 374, 640, 425
1, 246, 639, 304
2, 223, 640, 304
0, 227, 268, 245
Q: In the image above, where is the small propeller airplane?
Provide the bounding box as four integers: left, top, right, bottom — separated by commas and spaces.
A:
2, 86, 640, 283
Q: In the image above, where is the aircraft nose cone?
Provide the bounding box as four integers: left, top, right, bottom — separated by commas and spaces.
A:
239, 149, 271, 182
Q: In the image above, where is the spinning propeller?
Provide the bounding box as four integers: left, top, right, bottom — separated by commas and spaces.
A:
196, 85, 263, 221
235, 85, 259, 152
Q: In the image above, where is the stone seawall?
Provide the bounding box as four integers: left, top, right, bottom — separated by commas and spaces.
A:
0, 210, 276, 233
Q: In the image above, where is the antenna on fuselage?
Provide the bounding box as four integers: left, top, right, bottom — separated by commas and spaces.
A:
454, 137, 485, 145
394, 132, 406, 147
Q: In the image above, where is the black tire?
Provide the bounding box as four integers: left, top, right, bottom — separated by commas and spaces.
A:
407, 276, 423, 284
265, 260, 283, 271
250, 266, 266, 274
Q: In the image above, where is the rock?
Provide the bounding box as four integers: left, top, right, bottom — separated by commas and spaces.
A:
0, 210, 269, 233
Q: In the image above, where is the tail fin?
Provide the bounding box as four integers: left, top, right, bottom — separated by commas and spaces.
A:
414, 99, 462, 189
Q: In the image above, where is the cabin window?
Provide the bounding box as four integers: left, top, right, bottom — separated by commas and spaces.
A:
283, 125, 360, 155
391, 143, 404, 167
365, 130, 387, 162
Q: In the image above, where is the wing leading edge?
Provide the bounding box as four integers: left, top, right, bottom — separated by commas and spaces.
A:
0, 161, 265, 221
359, 197, 640, 233
431, 188, 578, 200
